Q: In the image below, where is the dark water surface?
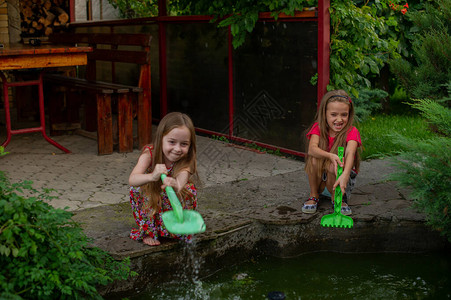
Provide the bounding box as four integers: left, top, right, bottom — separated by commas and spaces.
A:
132, 251, 451, 299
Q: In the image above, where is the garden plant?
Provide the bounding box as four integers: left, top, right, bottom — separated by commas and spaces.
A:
388, 0, 451, 241
0, 162, 136, 299
388, 94, 451, 242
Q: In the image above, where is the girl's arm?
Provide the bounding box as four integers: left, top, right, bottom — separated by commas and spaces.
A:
128, 150, 167, 186
308, 134, 344, 172
333, 140, 358, 194
161, 170, 190, 193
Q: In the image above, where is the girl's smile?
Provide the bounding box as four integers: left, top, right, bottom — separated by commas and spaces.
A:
162, 126, 191, 165
326, 101, 350, 136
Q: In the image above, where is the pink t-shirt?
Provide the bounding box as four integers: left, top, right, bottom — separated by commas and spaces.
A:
306, 122, 362, 152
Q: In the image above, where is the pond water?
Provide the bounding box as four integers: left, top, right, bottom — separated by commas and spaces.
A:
131, 251, 451, 299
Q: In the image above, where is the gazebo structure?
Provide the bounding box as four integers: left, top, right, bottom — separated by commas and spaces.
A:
1, 0, 330, 156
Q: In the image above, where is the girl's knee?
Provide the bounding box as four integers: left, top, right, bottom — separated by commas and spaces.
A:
326, 162, 335, 174
325, 168, 335, 185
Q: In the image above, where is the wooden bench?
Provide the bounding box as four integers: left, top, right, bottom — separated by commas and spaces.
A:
45, 32, 152, 155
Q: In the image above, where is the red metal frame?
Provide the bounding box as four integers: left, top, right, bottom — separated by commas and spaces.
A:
227, 26, 234, 138
155, 4, 329, 157
158, 0, 168, 116
195, 127, 305, 157
69, 1, 330, 157
0, 72, 71, 153
317, 0, 331, 108
69, 0, 75, 22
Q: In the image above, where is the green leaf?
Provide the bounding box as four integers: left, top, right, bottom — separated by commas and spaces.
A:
360, 63, 370, 75
231, 23, 239, 36
0, 244, 10, 256
11, 247, 19, 257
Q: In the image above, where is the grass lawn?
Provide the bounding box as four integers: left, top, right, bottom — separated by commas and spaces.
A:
357, 114, 433, 160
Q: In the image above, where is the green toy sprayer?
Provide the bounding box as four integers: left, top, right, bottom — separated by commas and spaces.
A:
320, 146, 354, 228
160, 174, 206, 235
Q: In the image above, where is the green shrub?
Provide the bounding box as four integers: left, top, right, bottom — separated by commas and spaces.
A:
388, 85, 413, 115
390, 0, 451, 99
0, 171, 136, 299
389, 97, 451, 242
409, 97, 451, 137
352, 88, 385, 122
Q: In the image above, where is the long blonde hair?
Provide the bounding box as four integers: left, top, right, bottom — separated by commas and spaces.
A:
141, 112, 199, 212
305, 90, 360, 176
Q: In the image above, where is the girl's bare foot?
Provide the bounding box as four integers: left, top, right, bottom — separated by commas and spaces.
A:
143, 236, 161, 246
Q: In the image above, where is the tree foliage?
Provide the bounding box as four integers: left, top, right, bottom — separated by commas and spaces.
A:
109, 0, 158, 18
328, 0, 401, 96
390, 0, 451, 99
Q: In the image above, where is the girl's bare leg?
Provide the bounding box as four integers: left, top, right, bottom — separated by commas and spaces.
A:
143, 236, 161, 246
305, 157, 325, 204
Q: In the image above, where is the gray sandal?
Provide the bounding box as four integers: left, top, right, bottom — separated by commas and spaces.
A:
302, 197, 319, 214
331, 199, 352, 216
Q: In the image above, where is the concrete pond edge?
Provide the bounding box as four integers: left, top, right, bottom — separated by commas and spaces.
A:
72, 199, 450, 298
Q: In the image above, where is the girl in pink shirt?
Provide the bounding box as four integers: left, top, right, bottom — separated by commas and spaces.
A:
303, 90, 362, 215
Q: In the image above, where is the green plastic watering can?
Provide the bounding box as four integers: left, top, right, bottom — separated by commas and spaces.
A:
160, 174, 206, 235
320, 147, 354, 228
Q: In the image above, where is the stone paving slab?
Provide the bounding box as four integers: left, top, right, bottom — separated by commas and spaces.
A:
1, 131, 304, 211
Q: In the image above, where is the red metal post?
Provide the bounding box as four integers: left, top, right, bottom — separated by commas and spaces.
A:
69, 0, 75, 22
0, 72, 71, 153
317, 0, 331, 108
1, 73, 12, 147
158, 0, 168, 117
228, 26, 234, 138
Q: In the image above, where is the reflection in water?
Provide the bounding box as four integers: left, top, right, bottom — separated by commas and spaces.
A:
133, 251, 451, 299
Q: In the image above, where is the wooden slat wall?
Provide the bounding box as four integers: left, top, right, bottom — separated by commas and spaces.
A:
0, 2, 9, 44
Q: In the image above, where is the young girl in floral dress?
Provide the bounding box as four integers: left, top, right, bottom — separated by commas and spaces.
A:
302, 90, 362, 215
128, 112, 199, 246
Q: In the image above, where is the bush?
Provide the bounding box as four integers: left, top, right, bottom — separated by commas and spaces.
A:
0, 170, 136, 299
352, 88, 385, 122
388, 85, 413, 115
390, 0, 451, 99
409, 96, 451, 137
389, 96, 451, 242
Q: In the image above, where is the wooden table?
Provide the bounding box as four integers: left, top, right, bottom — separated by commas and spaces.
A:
0, 43, 92, 153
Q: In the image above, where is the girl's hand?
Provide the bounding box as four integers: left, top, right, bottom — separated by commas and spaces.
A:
333, 174, 348, 196
332, 140, 358, 195
129, 149, 165, 186
161, 176, 178, 190
151, 164, 167, 181
329, 153, 344, 175
161, 170, 190, 192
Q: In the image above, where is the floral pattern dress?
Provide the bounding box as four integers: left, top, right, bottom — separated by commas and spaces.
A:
129, 147, 198, 243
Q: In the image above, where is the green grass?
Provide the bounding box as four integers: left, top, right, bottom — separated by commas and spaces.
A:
357, 114, 433, 160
